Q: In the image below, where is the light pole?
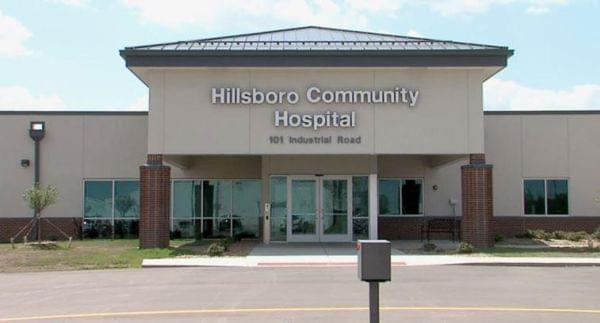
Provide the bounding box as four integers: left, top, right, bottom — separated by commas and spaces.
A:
29, 121, 46, 241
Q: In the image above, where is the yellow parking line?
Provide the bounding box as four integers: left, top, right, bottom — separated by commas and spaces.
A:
2, 306, 600, 321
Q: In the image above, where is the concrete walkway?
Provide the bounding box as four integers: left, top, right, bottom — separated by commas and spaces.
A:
142, 242, 600, 268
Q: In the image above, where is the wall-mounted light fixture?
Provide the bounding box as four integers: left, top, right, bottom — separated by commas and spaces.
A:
29, 121, 46, 142
20, 159, 30, 167
432, 184, 439, 191
28, 121, 46, 185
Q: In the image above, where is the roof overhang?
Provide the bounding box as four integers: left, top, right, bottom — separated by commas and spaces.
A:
120, 48, 513, 68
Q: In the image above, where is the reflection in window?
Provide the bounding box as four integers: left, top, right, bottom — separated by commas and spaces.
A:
170, 180, 262, 239
378, 179, 423, 216
83, 180, 140, 239
524, 179, 568, 215
173, 181, 194, 219
352, 177, 369, 218
270, 177, 287, 241
378, 180, 400, 215
352, 176, 369, 240
547, 180, 568, 215
84, 181, 112, 218
402, 179, 423, 215
114, 181, 140, 218
233, 180, 261, 238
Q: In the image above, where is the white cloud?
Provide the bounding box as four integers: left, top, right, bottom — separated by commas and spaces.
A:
120, 0, 569, 30
423, 0, 568, 16
122, 0, 368, 30
0, 86, 65, 109
406, 29, 422, 37
46, 0, 91, 7
484, 78, 600, 110
0, 10, 33, 57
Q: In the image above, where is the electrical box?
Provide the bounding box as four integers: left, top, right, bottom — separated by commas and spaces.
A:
357, 240, 391, 282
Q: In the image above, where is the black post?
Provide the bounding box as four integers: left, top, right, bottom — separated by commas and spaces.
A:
34, 140, 40, 185
28, 121, 45, 242
369, 282, 379, 323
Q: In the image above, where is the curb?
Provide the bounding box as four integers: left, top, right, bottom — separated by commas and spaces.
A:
454, 262, 600, 268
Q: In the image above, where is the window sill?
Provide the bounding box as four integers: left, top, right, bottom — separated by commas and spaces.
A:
523, 214, 570, 217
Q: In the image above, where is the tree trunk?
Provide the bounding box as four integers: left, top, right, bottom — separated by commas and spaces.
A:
37, 212, 41, 243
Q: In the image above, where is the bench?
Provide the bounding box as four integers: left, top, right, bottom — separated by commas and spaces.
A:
420, 218, 460, 242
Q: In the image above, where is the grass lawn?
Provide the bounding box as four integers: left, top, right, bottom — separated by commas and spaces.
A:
0, 239, 257, 273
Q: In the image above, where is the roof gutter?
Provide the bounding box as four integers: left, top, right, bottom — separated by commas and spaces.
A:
120, 48, 513, 68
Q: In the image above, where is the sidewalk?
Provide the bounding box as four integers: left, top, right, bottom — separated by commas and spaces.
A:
142, 242, 600, 268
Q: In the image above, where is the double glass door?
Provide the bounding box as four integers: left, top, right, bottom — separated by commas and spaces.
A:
287, 176, 352, 242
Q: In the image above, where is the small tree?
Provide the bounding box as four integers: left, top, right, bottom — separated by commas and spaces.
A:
23, 184, 59, 243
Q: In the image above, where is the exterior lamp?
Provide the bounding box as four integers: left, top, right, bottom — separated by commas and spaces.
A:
29, 121, 46, 142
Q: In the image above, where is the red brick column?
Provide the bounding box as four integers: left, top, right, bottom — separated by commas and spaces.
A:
461, 154, 494, 248
139, 154, 171, 249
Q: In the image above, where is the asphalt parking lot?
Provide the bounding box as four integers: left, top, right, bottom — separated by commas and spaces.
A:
1, 265, 599, 322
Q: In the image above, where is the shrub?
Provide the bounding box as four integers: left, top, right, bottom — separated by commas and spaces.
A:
494, 234, 505, 243
220, 237, 235, 251
458, 242, 474, 254
423, 242, 437, 252
563, 231, 588, 242
527, 229, 553, 241
170, 230, 182, 240
207, 242, 225, 257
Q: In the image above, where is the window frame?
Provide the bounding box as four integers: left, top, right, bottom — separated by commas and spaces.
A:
82, 178, 140, 239
522, 178, 569, 216
378, 177, 425, 217
170, 178, 262, 238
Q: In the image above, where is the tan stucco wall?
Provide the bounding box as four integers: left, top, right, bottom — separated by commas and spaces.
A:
138, 67, 487, 155
485, 114, 600, 217
2, 112, 599, 220
0, 114, 147, 219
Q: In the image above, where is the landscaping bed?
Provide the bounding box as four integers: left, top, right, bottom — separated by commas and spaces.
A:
0, 239, 258, 273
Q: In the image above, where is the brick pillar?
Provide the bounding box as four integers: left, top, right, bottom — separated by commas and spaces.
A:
461, 154, 494, 248
139, 154, 171, 249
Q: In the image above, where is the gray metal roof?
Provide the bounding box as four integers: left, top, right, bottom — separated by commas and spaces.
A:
125, 26, 506, 52
120, 26, 513, 68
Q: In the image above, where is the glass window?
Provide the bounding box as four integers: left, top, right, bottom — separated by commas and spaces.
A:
232, 180, 261, 238
84, 181, 112, 218
83, 219, 112, 239
291, 179, 317, 235
204, 180, 232, 219
547, 179, 568, 215
524, 180, 546, 215
402, 179, 423, 215
114, 181, 140, 218
172, 220, 195, 239
352, 176, 369, 217
379, 180, 400, 215
270, 177, 287, 241
173, 181, 195, 219
352, 176, 369, 240
352, 218, 369, 240
114, 220, 139, 239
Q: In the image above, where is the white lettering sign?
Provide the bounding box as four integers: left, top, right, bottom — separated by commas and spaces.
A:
211, 86, 419, 131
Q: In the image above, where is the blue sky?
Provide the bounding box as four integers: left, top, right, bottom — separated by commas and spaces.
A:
0, 0, 599, 110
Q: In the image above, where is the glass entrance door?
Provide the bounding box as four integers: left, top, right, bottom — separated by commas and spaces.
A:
287, 176, 352, 242
320, 177, 351, 242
